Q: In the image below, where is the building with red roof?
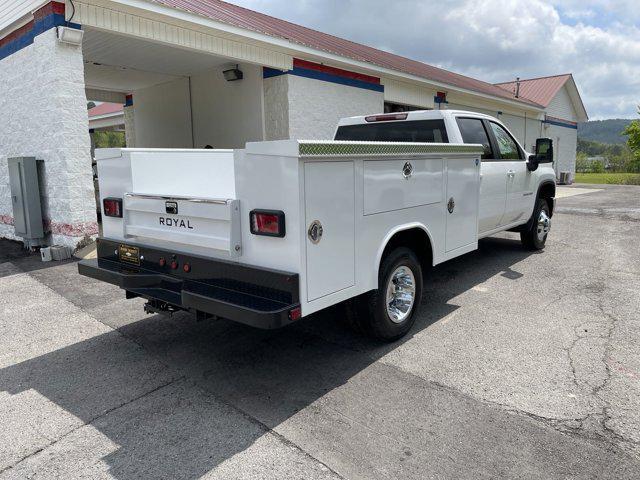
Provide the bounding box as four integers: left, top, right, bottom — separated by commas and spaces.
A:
88, 103, 124, 131
0, 0, 586, 247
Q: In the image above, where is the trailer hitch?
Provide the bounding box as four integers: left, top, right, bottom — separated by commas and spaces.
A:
143, 299, 181, 316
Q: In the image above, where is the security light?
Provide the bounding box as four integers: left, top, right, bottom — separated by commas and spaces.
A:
223, 65, 244, 82
56, 26, 84, 46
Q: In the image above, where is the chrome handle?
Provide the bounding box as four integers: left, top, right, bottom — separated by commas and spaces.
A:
507, 170, 515, 178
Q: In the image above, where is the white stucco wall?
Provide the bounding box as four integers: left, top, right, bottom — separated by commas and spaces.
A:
132, 77, 193, 148
287, 75, 384, 139
0, 28, 96, 248
190, 63, 265, 149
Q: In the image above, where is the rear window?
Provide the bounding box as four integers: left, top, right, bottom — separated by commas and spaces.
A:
334, 120, 449, 143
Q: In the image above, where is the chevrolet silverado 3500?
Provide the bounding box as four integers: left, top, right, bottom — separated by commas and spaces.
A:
79, 110, 555, 341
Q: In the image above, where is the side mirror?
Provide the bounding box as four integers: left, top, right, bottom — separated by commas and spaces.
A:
528, 138, 553, 171
535, 138, 553, 163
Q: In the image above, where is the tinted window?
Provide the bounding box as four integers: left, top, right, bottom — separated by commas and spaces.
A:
334, 120, 449, 143
456, 117, 493, 159
489, 122, 521, 160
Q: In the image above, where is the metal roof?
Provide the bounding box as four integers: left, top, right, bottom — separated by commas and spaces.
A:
151, 0, 543, 108
88, 102, 124, 117
494, 74, 572, 108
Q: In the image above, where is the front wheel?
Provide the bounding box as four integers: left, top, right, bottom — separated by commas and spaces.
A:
345, 247, 423, 341
521, 198, 551, 250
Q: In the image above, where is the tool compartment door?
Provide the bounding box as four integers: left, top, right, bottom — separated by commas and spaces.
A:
445, 157, 481, 252
304, 161, 355, 301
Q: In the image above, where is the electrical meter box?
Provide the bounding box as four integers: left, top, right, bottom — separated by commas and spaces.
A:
8, 157, 45, 247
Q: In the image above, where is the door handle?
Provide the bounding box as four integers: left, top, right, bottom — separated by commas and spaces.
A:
507, 170, 515, 178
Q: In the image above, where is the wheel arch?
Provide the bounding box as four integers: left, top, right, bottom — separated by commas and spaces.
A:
374, 223, 434, 287
537, 180, 556, 216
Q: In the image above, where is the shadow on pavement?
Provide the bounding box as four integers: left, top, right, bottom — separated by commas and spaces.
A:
0, 239, 77, 278
1, 236, 553, 478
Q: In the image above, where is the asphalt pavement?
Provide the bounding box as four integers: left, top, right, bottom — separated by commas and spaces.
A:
0, 183, 639, 479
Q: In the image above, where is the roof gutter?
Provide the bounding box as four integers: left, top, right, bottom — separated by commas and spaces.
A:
99, 0, 544, 112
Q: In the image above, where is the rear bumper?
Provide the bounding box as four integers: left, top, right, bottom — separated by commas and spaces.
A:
78, 238, 300, 329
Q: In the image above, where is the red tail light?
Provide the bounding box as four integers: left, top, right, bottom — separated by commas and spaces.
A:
365, 113, 408, 122
103, 198, 122, 217
289, 307, 302, 321
250, 210, 285, 237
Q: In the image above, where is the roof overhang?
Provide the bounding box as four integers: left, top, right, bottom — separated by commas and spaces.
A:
77, 0, 544, 114
88, 111, 125, 129
0, 1, 49, 39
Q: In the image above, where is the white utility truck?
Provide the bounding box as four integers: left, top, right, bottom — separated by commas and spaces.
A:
79, 110, 556, 340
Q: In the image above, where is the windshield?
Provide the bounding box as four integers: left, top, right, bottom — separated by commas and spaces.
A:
334, 119, 449, 143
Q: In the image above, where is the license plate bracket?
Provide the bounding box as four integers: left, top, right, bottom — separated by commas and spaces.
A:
119, 244, 140, 265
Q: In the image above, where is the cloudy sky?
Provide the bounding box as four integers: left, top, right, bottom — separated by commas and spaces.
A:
230, 0, 639, 120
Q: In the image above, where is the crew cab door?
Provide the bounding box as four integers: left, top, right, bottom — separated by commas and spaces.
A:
487, 121, 534, 225
456, 117, 506, 234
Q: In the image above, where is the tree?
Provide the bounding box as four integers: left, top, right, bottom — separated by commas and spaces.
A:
575, 152, 590, 172
623, 106, 640, 172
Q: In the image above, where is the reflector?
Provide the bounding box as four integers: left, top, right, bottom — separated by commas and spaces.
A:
289, 307, 302, 321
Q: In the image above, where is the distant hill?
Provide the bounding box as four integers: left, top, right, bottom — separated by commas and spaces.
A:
578, 119, 632, 144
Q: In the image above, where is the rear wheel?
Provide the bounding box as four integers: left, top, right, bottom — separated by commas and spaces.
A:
345, 247, 423, 341
521, 198, 551, 250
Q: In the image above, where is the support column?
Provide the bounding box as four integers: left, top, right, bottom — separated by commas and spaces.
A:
263, 73, 290, 141
123, 94, 136, 147
0, 3, 97, 249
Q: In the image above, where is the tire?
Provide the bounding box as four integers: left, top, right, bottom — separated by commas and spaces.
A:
345, 247, 423, 341
520, 198, 551, 250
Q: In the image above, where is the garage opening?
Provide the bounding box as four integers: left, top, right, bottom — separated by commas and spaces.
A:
82, 28, 266, 150
81, 27, 269, 224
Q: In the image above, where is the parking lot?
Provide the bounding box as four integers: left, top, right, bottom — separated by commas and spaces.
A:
1, 184, 639, 479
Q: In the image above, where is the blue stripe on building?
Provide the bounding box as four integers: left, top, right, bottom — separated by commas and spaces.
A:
0, 14, 81, 62
544, 119, 578, 130
264, 66, 384, 93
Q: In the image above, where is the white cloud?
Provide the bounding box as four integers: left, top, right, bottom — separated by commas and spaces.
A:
231, 0, 640, 119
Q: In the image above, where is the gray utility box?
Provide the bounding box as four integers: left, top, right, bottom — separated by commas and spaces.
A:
8, 157, 45, 247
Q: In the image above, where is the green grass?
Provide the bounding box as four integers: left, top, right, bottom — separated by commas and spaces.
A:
574, 172, 640, 185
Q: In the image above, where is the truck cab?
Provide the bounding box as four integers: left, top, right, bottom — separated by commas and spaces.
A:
335, 110, 556, 239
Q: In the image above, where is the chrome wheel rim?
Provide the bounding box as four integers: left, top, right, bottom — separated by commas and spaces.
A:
537, 210, 551, 242
385, 266, 416, 324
